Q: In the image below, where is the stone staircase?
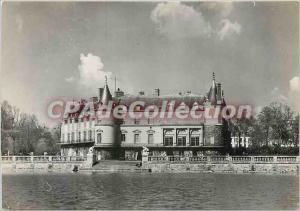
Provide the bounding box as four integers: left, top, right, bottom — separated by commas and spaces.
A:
80, 160, 143, 172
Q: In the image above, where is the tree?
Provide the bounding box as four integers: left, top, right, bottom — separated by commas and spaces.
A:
1, 101, 61, 155
1, 101, 20, 154
291, 114, 299, 146
257, 105, 273, 146
230, 102, 299, 155
257, 102, 294, 146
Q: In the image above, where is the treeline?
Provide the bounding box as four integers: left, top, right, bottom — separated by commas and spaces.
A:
1, 101, 60, 155
230, 102, 299, 155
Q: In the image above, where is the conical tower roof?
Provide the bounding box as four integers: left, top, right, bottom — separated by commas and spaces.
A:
207, 72, 217, 105
100, 76, 112, 105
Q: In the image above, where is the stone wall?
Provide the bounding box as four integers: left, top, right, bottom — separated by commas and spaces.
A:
143, 163, 299, 174
1, 162, 87, 174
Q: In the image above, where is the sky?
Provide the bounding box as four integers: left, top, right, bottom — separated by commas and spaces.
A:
1, 1, 299, 126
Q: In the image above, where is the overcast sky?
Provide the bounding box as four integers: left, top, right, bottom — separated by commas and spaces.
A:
1, 1, 299, 126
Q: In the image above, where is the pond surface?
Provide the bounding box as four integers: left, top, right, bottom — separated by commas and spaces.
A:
2, 173, 299, 210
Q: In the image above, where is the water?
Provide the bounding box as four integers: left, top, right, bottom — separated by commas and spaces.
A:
2, 173, 299, 210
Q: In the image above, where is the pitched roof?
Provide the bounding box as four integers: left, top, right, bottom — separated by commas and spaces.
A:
100, 84, 112, 105
207, 73, 217, 105
117, 94, 206, 109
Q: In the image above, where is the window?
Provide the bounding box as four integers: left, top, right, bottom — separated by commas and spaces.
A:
210, 137, 214, 145
67, 133, 70, 142
78, 132, 81, 142
190, 136, 200, 146
62, 133, 64, 142
71, 132, 74, 142
83, 131, 87, 141
88, 130, 92, 140
134, 119, 140, 125
134, 134, 140, 143
97, 133, 102, 144
164, 136, 173, 146
148, 134, 154, 144
177, 136, 186, 146
121, 134, 126, 142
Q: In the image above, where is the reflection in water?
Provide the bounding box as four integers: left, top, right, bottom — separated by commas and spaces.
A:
2, 173, 299, 210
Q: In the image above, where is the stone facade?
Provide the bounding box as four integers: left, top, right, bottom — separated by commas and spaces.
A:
143, 163, 299, 174
59, 73, 231, 160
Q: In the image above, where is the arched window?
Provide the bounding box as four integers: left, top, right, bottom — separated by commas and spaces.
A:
177, 129, 187, 146
163, 129, 174, 146
97, 133, 102, 144
190, 130, 200, 146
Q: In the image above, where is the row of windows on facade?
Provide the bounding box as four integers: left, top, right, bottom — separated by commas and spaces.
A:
62, 131, 210, 146
120, 134, 206, 146
63, 119, 94, 129
62, 130, 94, 142
64, 118, 94, 124
64, 117, 156, 127
163, 136, 208, 146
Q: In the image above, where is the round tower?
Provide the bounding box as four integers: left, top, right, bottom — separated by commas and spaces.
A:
203, 73, 227, 154
94, 77, 120, 159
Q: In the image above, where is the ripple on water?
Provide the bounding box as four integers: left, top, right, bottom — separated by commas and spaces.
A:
2, 173, 299, 210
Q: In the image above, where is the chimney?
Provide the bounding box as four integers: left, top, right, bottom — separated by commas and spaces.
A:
99, 88, 104, 99
217, 83, 222, 100
115, 88, 125, 98
90, 96, 98, 102
155, 88, 160, 97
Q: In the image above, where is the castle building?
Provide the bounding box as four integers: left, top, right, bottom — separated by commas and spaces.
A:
59, 73, 231, 160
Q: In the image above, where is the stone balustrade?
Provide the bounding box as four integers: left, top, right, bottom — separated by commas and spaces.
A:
148, 156, 167, 162
1, 155, 87, 163
210, 156, 227, 163
189, 156, 208, 162
232, 156, 252, 163
147, 155, 299, 164
276, 156, 298, 163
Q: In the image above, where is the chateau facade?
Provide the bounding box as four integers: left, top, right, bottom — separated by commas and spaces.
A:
59, 73, 231, 160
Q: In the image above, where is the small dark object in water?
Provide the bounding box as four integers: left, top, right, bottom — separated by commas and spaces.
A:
73, 165, 78, 172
